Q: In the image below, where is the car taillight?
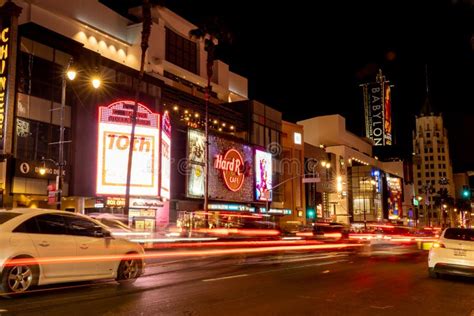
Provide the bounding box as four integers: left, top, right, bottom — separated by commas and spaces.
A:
433, 242, 446, 248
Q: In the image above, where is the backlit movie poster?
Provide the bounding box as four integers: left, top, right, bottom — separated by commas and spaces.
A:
255, 149, 272, 201
187, 129, 206, 197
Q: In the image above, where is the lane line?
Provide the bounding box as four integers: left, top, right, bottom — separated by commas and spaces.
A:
202, 274, 249, 282
201, 259, 348, 283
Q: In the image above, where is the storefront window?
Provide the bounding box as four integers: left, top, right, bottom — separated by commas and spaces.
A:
350, 166, 382, 222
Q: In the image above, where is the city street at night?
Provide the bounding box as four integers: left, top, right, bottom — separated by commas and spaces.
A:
0, 0, 473, 314
2, 249, 474, 316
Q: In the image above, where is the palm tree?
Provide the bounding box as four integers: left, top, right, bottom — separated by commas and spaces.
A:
124, 0, 153, 219
189, 19, 232, 212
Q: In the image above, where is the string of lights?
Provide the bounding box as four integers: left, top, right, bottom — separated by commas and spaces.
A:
162, 102, 237, 135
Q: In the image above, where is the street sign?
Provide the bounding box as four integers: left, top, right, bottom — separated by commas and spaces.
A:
303, 177, 320, 183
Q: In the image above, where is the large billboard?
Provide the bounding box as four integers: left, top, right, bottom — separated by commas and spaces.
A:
208, 135, 254, 202
186, 131, 257, 202
187, 129, 206, 198
386, 175, 402, 219
96, 100, 160, 196
160, 112, 171, 199
364, 82, 392, 146
255, 149, 272, 201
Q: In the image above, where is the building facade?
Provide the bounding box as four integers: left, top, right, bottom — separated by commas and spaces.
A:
412, 104, 455, 227
279, 121, 305, 226
299, 115, 405, 225
1, 1, 286, 231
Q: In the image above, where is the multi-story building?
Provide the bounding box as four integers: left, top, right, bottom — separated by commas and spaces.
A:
412, 100, 455, 227
303, 143, 336, 222
0, 1, 286, 230
299, 115, 405, 225
279, 121, 305, 226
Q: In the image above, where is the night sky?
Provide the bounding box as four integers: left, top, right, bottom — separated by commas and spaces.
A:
103, 0, 473, 171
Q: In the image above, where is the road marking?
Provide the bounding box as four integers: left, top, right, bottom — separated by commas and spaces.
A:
202, 259, 347, 283
370, 305, 393, 310
240, 253, 348, 265
202, 274, 249, 282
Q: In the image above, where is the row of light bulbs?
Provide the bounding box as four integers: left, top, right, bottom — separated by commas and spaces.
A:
163, 103, 236, 132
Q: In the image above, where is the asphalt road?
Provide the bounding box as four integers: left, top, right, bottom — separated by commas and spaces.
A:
2, 249, 474, 316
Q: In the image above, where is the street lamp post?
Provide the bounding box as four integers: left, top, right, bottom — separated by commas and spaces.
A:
52, 59, 99, 210
55, 59, 76, 210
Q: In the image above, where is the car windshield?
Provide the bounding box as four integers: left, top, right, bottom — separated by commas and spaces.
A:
0, 212, 21, 224
444, 228, 474, 241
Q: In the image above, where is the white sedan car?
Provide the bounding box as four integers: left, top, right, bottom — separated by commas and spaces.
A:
428, 228, 474, 278
0, 209, 145, 296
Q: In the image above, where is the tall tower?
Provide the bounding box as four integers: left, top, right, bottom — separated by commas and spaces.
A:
412, 74, 455, 227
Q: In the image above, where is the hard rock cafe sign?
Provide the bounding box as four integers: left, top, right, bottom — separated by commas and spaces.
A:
214, 148, 245, 192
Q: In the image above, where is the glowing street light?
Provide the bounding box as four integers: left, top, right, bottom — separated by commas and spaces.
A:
66, 68, 77, 81
91, 77, 101, 89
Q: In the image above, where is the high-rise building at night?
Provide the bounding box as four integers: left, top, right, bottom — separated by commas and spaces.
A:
412, 97, 455, 227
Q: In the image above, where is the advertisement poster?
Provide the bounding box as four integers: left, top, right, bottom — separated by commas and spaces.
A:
387, 175, 402, 219
187, 129, 206, 197
364, 82, 384, 146
383, 83, 392, 145
208, 135, 254, 202
96, 101, 160, 196
255, 149, 272, 201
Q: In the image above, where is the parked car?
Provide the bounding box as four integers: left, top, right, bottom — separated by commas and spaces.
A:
428, 227, 474, 278
0, 209, 145, 297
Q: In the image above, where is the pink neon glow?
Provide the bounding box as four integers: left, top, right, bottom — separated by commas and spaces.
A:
152, 240, 323, 249
194, 228, 281, 236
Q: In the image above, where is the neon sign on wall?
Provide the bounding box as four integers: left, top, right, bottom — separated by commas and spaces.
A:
96, 100, 160, 196
214, 148, 245, 192
160, 111, 171, 199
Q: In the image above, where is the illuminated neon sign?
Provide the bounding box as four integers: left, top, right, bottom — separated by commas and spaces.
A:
96, 100, 159, 196
160, 111, 171, 199
214, 148, 245, 192
0, 27, 9, 152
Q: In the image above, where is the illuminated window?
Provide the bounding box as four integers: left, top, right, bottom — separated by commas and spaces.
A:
294, 132, 302, 145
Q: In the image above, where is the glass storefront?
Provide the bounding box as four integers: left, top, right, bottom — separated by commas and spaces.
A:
351, 166, 382, 222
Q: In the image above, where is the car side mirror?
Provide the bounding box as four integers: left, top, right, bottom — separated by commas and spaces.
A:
93, 228, 113, 239
102, 229, 113, 239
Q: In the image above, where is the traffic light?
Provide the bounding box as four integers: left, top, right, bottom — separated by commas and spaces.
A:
462, 186, 471, 199
307, 208, 315, 219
